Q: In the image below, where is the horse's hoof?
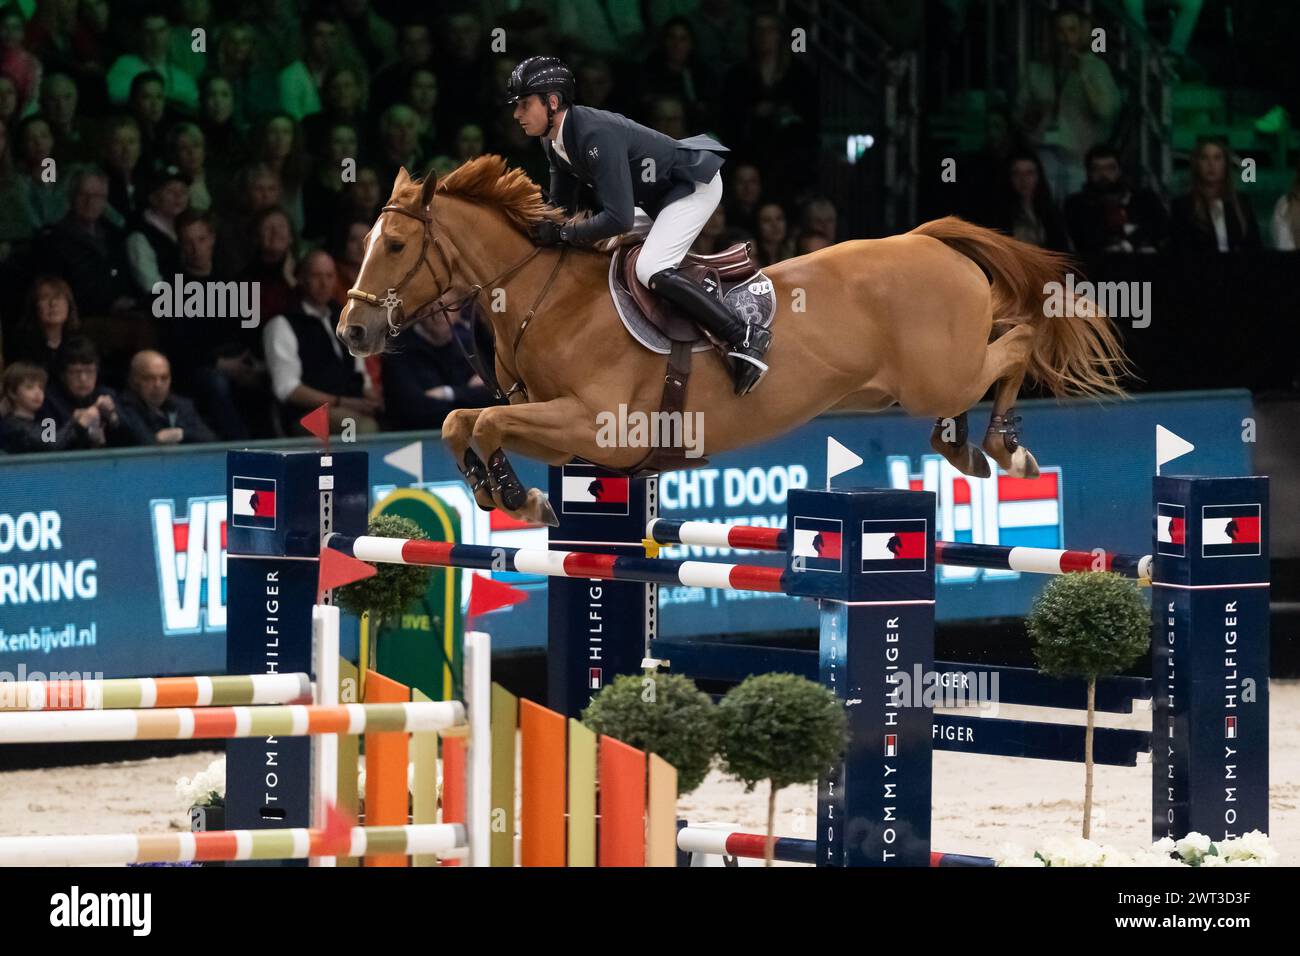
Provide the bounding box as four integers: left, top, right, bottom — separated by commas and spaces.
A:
526, 490, 559, 527
1007, 446, 1040, 479
963, 447, 992, 479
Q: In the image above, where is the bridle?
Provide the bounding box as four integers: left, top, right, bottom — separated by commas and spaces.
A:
344, 200, 566, 401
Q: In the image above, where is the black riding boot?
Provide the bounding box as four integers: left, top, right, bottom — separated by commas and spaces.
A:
648, 267, 771, 395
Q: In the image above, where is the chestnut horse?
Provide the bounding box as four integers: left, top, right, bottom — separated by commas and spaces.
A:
338, 157, 1127, 525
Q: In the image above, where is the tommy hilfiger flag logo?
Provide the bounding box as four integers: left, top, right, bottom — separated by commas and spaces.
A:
884, 734, 897, 757
1202, 504, 1262, 558
230, 476, 276, 530
589, 668, 603, 690
561, 467, 630, 516
1155, 503, 1185, 557
791, 517, 842, 572
1225, 715, 1237, 739
861, 519, 928, 573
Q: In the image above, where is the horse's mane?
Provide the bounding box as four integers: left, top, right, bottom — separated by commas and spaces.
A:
417, 154, 565, 232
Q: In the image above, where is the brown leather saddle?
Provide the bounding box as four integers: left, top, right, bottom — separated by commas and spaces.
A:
606, 239, 777, 475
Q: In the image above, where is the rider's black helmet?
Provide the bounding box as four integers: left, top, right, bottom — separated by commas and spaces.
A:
505, 56, 575, 107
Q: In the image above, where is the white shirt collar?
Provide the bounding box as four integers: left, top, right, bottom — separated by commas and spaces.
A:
551, 110, 570, 164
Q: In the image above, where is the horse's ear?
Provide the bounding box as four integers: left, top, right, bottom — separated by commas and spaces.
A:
420, 171, 438, 209
394, 167, 411, 189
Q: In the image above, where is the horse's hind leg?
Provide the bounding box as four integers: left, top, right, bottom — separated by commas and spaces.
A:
978, 326, 1040, 478
929, 412, 991, 478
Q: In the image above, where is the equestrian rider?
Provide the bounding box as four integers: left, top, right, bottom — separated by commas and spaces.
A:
506, 55, 771, 395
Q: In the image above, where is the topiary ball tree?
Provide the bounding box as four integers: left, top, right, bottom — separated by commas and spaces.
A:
1025, 571, 1150, 839
715, 672, 848, 866
334, 513, 433, 671
581, 672, 718, 795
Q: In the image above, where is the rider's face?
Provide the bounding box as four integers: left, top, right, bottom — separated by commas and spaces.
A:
513, 94, 555, 138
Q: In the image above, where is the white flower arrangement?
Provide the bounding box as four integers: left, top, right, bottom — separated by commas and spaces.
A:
996, 830, 1274, 867
176, 755, 226, 808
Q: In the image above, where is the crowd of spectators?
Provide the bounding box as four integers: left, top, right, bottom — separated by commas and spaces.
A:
1, 1, 1296, 455
0, 0, 841, 455
951, 5, 1296, 267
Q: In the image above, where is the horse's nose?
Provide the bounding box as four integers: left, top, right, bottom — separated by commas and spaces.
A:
340, 323, 367, 349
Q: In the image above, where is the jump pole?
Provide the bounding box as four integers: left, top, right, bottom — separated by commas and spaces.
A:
548, 463, 1270, 864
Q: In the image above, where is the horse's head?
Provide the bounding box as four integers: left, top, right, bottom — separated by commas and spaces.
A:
337, 167, 444, 356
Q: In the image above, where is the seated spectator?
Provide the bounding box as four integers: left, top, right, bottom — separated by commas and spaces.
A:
25, 0, 87, 93
212, 20, 278, 131
382, 310, 496, 431
249, 113, 307, 233
302, 123, 358, 243
197, 74, 245, 173
0, 7, 41, 113
42, 336, 134, 447
214, 164, 282, 277
263, 250, 381, 435
370, 21, 433, 113
796, 232, 833, 255
39, 72, 91, 164
1269, 156, 1300, 250
339, 165, 382, 223
1064, 144, 1167, 259
166, 123, 211, 211
989, 152, 1071, 252
725, 162, 763, 238
117, 349, 216, 445
127, 71, 170, 171
1, 360, 106, 452
1168, 138, 1261, 255
574, 55, 629, 115
454, 124, 485, 165
106, 10, 198, 113
641, 17, 718, 130
238, 205, 298, 323
957, 108, 1027, 225
753, 201, 793, 265
1014, 6, 1120, 202
721, 9, 819, 199
159, 209, 268, 441
336, 0, 397, 68
647, 95, 689, 139
11, 274, 81, 373
166, 0, 210, 81
375, 104, 424, 190
15, 115, 68, 231
36, 166, 139, 316
102, 114, 144, 228
800, 197, 839, 243
433, 11, 494, 135
329, 216, 372, 303
406, 68, 441, 159
126, 165, 191, 296
690, 206, 729, 255
278, 13, 346, 121
301, 66, 367, 159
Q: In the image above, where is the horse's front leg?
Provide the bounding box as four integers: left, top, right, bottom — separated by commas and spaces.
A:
442, 407, 496, 511
471, 397, 593, 527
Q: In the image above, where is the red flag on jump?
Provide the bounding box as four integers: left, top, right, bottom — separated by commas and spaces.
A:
468, 573, 528, 617
318, 545, 376, 600
300, 403, 330, 443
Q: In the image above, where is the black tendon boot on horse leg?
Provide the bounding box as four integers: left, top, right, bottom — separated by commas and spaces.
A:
487, 448, 558, 525
649, 267, 771, 395
459, 447, 495, 511
929, 411, 992, 478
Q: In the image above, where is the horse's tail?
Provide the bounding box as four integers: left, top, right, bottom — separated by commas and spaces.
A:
909, 216, 1129, 397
